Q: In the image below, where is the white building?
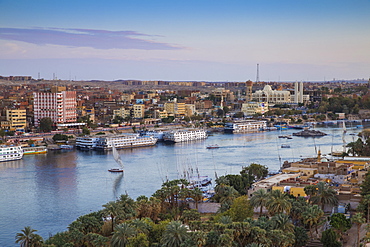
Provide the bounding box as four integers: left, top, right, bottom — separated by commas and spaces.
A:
33, 90, 77, 127
253, 82, 308, 104
253, 85, 291, 104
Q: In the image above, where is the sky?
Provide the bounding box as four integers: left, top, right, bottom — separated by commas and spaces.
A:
0, 0, 369, 82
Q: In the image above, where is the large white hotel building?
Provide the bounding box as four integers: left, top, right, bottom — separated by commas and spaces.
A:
33, 88, 77, 127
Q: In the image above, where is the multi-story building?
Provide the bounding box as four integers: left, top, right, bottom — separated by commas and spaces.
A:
113, 104, 145, 120
133, 104, 145, 119
241, 102, 269, 116
33, 90, 77, 127
113, 107, 131, 119
0, 109, 27, 131
164, 100, 186, 117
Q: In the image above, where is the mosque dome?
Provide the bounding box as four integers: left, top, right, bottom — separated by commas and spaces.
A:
263, 85, 273, 91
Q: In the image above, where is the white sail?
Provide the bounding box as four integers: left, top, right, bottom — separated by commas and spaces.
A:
112, 145, 124, 168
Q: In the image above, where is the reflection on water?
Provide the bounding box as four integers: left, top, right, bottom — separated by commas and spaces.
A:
0, 126, 364, 246
113, 173, 124, 199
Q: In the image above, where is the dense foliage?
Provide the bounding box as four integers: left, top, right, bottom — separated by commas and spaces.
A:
17, 165, 344, 247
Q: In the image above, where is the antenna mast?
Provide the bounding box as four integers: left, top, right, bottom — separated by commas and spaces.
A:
256, 63, 259, 83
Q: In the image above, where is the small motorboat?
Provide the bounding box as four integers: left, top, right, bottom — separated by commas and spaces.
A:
108, 168, 124, 173
281, 144, 291, 148
206, 145, 219, 149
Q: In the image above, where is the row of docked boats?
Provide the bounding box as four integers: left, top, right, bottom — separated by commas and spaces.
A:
76, 129, 208, 150
0, 145, 50, 162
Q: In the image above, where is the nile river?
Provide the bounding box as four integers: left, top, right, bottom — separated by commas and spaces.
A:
0, 125, 363, 246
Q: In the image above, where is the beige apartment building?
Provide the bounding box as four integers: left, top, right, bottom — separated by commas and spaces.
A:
241, 102, 269, 116
113, 104, 145, 119
1, 109, 27, 131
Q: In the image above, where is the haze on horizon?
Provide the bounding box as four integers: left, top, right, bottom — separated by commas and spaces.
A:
0, 0, 369, 82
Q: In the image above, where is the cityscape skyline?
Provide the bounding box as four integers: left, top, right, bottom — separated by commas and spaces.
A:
0, 0, 369, 82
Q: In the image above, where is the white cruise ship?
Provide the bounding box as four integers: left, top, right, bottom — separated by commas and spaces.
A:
139, 130, 165, 141
75, 136, 101, 150
224, 120, 267, 133
94, 134, 158, 150
163, 129, 207, 143
0, 145, 24, 162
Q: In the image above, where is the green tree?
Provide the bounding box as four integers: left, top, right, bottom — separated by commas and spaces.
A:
52, 133, 69, 141
82, 126, 90, 135
329, 213, 351, 241
111, 223, 136, 247
320, 228, 341, 247
223, 195, 253, 222
266, 190, 292, 216
15, 226, 43, 247
39, 117, 53, 132
360, 172, 370, 196
85, 233, 109, 247
0, 128, 6, 142
128, 232, 149, 247
216, 173, 252, 195
270, 213, 294, 232
181, 209, 201, 225
214, 184, 239, 212
190, 187, 203, 210
290, 196, 310, 226
267, 229, 295, 247
161, 221, 189, 247
233, 112, 244, 118
103, 202, 118, 234
352, 213, 365, 247
293, 226, 309, 247
302, 205, 324, 240
68, 211, 104, 235
241, 163, 268, 181
250, 189, 268, 216
309, 182, 338, 211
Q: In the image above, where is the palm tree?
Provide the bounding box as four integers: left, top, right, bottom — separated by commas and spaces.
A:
103, 201, 120, 234
309, 182, 338, 211
215, 184, 239, 212
111, 223, 137, 247
352, 213, 365, 247
266, 190, 292, 216
250, 189, 268, 216
15, 226, 43, 247
161, 221, 189, 247
362, 194, 370, 223
190, 187, 203, 209
302, 205, 324, 240
270, 213, 294, 232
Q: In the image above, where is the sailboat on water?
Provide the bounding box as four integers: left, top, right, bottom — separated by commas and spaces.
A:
108, 145, 124, 172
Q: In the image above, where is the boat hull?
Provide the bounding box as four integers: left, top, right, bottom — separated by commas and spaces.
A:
108, 168, 124, 172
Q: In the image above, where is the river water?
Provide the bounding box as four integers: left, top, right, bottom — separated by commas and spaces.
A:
0, 125, 363, 246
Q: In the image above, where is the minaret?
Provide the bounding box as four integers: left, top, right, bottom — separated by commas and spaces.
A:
299, 81, 304, 103
246, 80, 253, 102
294, 81, 299, 103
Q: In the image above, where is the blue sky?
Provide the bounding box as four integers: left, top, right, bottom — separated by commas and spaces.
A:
0, 0, 369, 81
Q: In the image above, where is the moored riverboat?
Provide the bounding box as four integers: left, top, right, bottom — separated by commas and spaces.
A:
95, 134, 157, 150
163, 129, 207, 143
224, 120, 267, 133
22, 146, 47, 155
0, 144, 24, 162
